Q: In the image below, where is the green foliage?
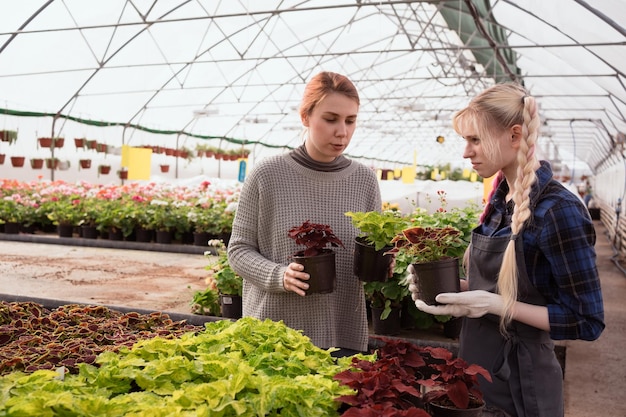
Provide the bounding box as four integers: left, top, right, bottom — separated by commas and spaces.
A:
345, 209, 410, 251
363, 274, 409, 320
206, 240, 242, 296
44, 195, 84, 226
0, 318, 355, 416
190, 286, 221, 316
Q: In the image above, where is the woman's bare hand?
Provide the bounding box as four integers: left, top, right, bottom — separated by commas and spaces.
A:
283, 262, 310, 296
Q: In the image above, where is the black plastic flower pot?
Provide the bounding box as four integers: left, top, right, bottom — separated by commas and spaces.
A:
353, 237, 393, 282
412, 257, 460, 305
427, 396, 485, 417
292, 250, 336, 295
219, 294, 242, 319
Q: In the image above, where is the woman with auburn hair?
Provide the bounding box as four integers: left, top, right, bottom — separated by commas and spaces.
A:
407, 83, 605, 416
228, 71, 382, 357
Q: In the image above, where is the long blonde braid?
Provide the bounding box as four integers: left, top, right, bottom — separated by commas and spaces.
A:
499, 93, 540, 333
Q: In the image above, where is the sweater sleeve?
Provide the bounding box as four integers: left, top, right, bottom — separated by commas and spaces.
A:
227, 160, 288, 293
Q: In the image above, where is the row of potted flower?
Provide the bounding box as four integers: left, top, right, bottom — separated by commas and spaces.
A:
0, 178, 241, 238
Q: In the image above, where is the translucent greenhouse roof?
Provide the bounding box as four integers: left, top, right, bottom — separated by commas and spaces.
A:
1, 0, 625, 175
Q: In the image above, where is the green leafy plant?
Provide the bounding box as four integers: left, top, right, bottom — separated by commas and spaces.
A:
191, 286, 221, 316
345, 209, 410, 250
0, 318, 354, 415
206, 239, 242, 296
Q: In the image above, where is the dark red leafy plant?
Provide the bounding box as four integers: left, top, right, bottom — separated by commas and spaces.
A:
418, 345, 492, 409
334, 337, 491, 415
334, 338, 432, 416
288, 220, 345, 257
0, 301, 202, 375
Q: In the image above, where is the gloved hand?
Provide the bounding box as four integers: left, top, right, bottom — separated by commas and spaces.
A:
414, 290, 504, 318
405, 264, 420, 302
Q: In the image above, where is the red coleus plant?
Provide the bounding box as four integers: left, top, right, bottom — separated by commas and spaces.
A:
288, 220, 345, 257
417, 345, 492, 409
333, 337, 491, 414
386, 226, 464, 264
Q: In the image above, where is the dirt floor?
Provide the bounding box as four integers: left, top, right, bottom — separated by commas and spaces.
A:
0, 240, 211, 314
0, 222, 625, 416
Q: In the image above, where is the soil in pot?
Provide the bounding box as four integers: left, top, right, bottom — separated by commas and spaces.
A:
353, 236, 393, 282
427, 396, 485, 417
292, 250, 336, 295
412, 257, 460, 305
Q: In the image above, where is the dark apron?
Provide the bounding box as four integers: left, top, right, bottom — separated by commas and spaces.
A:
459, 231, 564, 417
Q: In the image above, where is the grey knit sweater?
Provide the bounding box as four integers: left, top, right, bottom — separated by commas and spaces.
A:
227, 152, 382, 351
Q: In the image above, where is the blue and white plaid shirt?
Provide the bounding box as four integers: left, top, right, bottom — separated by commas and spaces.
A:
477, 161, 605, 341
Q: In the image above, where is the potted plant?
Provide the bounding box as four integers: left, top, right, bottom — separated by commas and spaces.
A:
387, 225, 464, 306
79, 159, 91, 169
206, 239, 243, 319
10, 156, 25, 167
45, 157, 60, 170
334, 337, 491, 416
418, 344, 492, 415
98, 164, 111, 176
0, 130, 18, 144
30, 158, 44, 169
187, 203, 220, 245
345, 209, 409, 282
287, 220, 345, 295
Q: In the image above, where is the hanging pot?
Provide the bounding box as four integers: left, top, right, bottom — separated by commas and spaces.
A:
292, 249, 336, 295
10, 156, 25, 167
353, 236, 393, 282
38, 137, 52, 148
412, 257, 460, 305
30, 158, 44, 169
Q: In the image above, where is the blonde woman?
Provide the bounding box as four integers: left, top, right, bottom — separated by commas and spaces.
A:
408, 83, 605, 417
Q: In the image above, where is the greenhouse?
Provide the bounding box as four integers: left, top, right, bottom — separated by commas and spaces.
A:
1, 1, 625, 416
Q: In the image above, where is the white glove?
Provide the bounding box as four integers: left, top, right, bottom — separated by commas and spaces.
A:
405, 264, 420, 302
414, 290, 504, 318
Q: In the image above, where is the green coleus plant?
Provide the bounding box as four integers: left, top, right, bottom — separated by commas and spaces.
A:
0, 318, 356, 416
345, 210, 410, 251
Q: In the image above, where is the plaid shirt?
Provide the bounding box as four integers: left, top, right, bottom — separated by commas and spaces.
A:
477, 161, 605, 341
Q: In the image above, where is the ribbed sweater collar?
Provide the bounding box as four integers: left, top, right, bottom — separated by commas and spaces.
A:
289, 143, 351, 172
